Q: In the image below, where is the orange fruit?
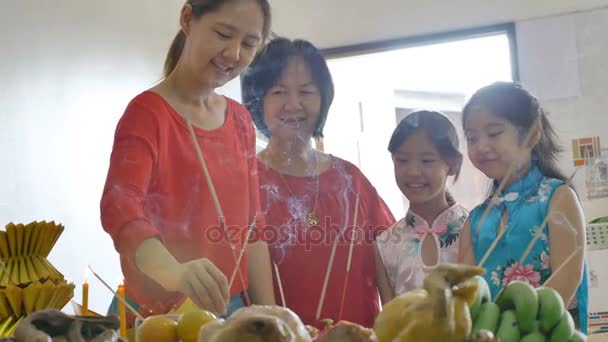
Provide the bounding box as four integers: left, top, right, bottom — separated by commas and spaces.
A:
177, 310, 217, 342
138, 315, 178, 342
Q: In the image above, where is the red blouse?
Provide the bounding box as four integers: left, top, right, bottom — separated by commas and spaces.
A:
257, 157, 395, 328
100, 91, 263, 314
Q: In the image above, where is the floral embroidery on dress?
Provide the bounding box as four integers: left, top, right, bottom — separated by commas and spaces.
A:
502, 262, 541, 287
492, 254, 552, 289
539, 251, 551, 270
491, 268, 502, 286
538, 178, 560, 203
403, 239, 419, 257
439, 215, 465, 248
528, 226, 548, 242
401, 211, 464, 255
405, 213, 416, 227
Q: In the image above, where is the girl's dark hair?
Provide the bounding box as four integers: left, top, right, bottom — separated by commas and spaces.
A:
163, 0, 272, 78
388, 110, 463, 206
462, 81, 566, 182
241, 37, 334, 138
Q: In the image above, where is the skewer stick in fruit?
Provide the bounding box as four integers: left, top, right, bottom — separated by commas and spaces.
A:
88, 266, 144, 321
338, 193, 360, 321
187, 120, 250, 305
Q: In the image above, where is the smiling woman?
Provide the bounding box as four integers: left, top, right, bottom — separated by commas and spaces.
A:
99, 0, 275, 331
241, 38, 396, 328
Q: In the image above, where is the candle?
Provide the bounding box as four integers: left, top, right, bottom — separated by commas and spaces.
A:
118, 284, 127, 338
82, 281, 89, 316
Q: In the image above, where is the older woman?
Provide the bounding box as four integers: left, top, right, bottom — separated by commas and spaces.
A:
242, 38, 395, 328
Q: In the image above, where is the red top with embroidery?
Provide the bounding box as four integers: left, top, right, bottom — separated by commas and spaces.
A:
100, 91, 262, 314
257, 157, 395, 328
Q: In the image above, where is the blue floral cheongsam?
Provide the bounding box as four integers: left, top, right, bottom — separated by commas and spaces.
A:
469, 166, 589, 333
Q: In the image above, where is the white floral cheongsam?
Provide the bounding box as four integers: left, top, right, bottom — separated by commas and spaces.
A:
376, 204, 468, 296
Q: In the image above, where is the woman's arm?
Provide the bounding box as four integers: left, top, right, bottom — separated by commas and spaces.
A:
135, 238, 230, 315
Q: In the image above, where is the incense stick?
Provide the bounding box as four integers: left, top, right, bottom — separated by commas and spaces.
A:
543, 246, 584, 285
88, 266, 143, 320
338, 194, 360, 320
228, 215, 257, 290
316, 235, 340, 320
187, 120, 249, 304
273, 262, 286, 308
518, 169, 579, 264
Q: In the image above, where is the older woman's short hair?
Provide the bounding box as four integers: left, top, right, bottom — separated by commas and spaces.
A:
242, 38, 334, 138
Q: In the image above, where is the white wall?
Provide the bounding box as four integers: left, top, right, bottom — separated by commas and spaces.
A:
516, 8, 608, 221
272, 0, 608, 49
0, 0, 241, 314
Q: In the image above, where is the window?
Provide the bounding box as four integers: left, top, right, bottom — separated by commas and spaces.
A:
321, 24, 516, 217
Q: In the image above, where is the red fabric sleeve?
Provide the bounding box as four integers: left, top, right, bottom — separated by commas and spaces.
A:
349, 164, 396, 240
100, 99, 161, 257
368, 185, 395, 239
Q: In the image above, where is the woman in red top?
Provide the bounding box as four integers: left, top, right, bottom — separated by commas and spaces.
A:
100, 0, 275, 321
242, 38, 396, 328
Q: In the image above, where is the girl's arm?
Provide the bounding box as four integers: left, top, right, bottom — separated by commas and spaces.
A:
545, 185, 586, 306
247, 240, 277, 305
374, 241, 395, 304
457, 218, 476, 265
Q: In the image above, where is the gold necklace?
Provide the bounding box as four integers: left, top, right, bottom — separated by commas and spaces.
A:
276, 153, 320, 226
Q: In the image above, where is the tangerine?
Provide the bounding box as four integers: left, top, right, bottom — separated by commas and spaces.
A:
138, 315, 178, 342
177, 310, 217, 342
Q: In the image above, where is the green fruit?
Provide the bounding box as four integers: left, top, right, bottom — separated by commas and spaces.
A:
549, 311, 575, 342
530, 320, 542, 333
568, 330, 587, 342
496, 281, 538, 333
521, 331, 547, 342
472, 302, 500, 334
470, 275, 492, 321
496, 310, 521, 342
469, 330, 497, 342
537, 287, 565, 333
